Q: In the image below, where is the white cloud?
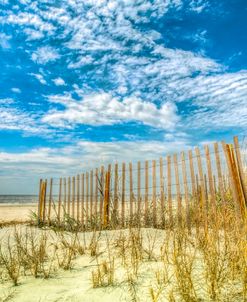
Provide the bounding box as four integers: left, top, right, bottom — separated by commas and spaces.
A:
11, 87, 21, 93
0, 33, 11, 49
42, 93, 179, 130
31, 46, 60, 64
189, 0, 209, 13
5, 12, 55, 33
0, 98, 14, 105
0, 100, 49, 135
53, 77, 65, 86
29, 73, 47, 85
24, 28, 44, 40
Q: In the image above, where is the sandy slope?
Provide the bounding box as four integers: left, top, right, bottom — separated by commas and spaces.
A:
0, 226, 166, 302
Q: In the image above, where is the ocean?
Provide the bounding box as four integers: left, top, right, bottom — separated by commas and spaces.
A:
0, 195, 38, 204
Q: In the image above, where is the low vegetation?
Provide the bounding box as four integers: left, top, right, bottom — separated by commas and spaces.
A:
0, 193, 246, 302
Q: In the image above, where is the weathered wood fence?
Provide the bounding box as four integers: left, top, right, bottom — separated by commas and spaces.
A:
37, 136, 246, 230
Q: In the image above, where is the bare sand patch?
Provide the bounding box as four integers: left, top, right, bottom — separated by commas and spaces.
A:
0, 204, 37, 224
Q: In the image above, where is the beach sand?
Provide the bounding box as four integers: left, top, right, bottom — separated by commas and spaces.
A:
0, 204, 37, 223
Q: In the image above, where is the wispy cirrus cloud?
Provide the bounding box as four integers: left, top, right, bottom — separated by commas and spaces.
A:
177, 71, 247, 129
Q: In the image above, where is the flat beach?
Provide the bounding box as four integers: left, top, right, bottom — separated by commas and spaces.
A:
0, 204, 37, 223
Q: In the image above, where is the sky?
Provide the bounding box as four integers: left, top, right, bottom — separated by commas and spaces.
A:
0, 0, 247, 194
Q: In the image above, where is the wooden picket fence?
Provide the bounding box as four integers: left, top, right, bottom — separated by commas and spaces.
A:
37, 136, 247, 230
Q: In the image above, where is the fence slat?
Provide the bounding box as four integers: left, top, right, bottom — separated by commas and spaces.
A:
77, 174, 80, 221
68, 177, 71, 216
90, 170, 93, 223
229, 144, 246, 216
48, 178, 53, 222
145, 160, 149, 224
95, 168, 99, 221
137, 161, 141, 217
38, 179, 43, 223
188, 150, 196, 198
81, 173, 84, 225
152, 160, 157, 226
233, 136, 247, 205
58, 178, 62, 222
42, 179, 47, 222
205, 145, 216, 220
159, 157, 165, 226
100, 166, 104, 227
129, 162, 133, 223
167, 156, 173, 226
174, 154, 182, 225
86, 172, 89, 225
181, 152, 190, 230
222, 142, 244, 218
195, 147, 207, 230
113, 163, 118, 220
214, 142, 225, 200
103, 165, 111, 227
122, 163, 126, 226
63, 178, 67, 216
72, 176, 75, 219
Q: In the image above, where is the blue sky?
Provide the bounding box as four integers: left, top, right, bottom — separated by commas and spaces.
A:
0, 0, 246, 194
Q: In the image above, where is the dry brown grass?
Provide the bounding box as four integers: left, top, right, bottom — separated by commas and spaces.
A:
0, 191, 246, 301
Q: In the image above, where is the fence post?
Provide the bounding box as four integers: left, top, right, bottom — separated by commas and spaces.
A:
195, 147, 208, 231
103, 166, 111, 228
152, 160, 157, 227
159, 157, 165, 227
68, 177, 71, 216
222, 142, 246, 219
233, 136, 247, 206
95, 168, 99, 225
181, 152, 190, 231
137, 161, 141, 218
38, 179, 43, 224
58, 178, 62, 222
42, 179, 47, 222
214, 142, 225, 202
86, 172, 89, 227
63, 178, 67, 217
48, 178, 53, 223
72, 176, 75, 219
174, 154, 182, 226
100, 166, 104, 228
90, 170, 93, 225
81, 173, 84, 226
167, 155, 173, 227
113, 163, 118, 223
145, 160, 149, 225
205, 145, 217, 223
121, 163, 126, 227
77, 174, 80, 222
129, 162, 133, 224
188, 150, 196, 198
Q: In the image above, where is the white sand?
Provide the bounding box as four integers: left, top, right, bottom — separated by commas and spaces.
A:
0, 226, 169, 302
0, 226, 243, 302
0, 204, 37, 223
